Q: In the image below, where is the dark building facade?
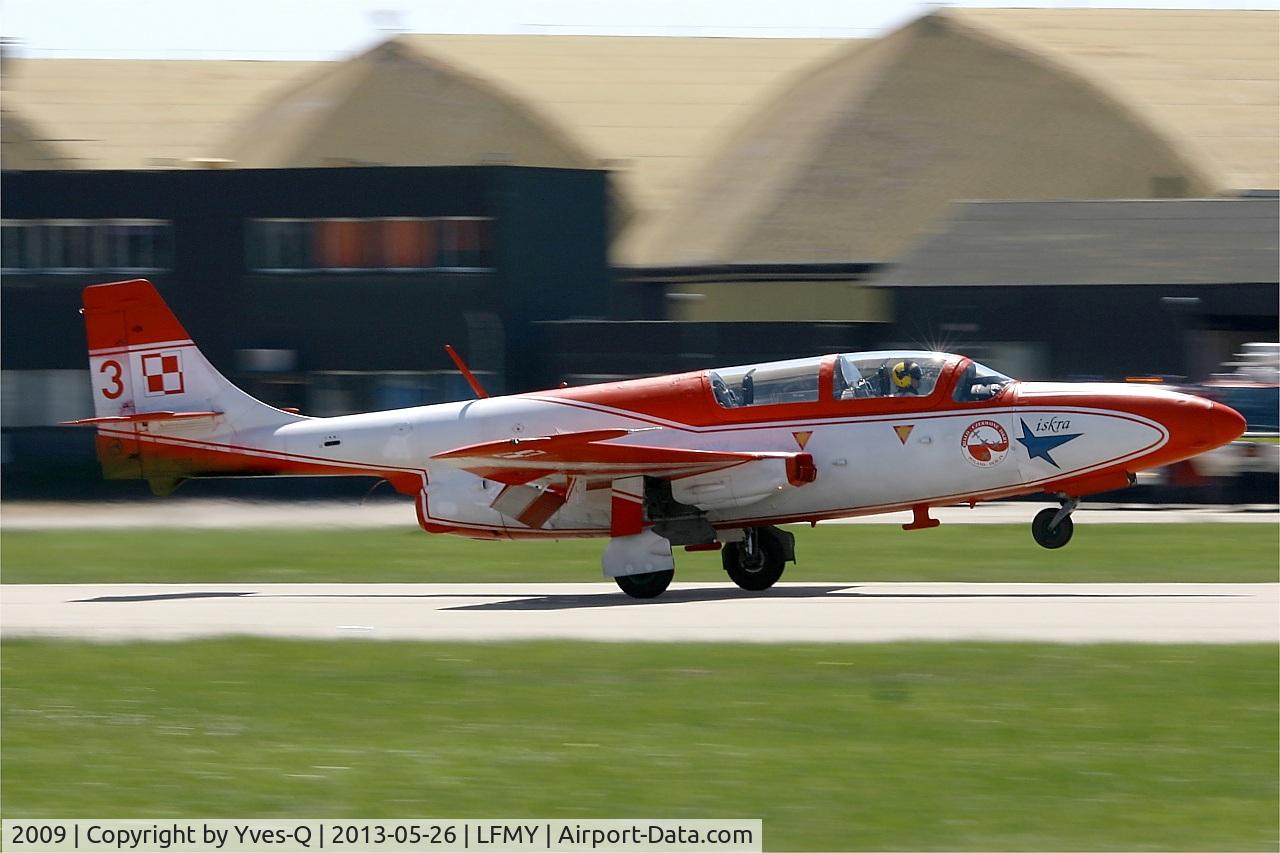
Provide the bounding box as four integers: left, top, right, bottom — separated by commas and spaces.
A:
3, 165, 609, 391
872, 198, 1279, 381
2, 166, 610, 494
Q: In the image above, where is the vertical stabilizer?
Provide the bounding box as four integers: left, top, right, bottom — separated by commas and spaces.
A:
76, 279, 303, 493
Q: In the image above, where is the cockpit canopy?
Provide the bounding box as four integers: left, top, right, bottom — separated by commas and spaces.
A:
834, 353, 949, 399
707, 351, 1014, 409
710, 356, 823, 408
952, 359, 1015, 402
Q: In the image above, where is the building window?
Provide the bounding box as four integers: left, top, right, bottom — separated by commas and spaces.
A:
2, 221, 41, 272
383, 218, 436, 270
247, 217, 495, 273
440, 218, 494, 270
316, 219, 379, 269
44, 221, 95, 272
0, 219, 172, 274
99, 220, 174, 272
248, 219, 313, 271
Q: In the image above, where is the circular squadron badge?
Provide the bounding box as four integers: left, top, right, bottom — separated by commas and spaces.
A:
961, 419, 1010, 468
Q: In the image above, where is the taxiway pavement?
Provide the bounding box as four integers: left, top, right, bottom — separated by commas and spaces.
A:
3, 582, 1275, 644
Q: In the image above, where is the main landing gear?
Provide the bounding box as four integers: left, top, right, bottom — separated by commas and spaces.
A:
722, 526, 795, 591
614, 569, 674, 599
1032, 497, 1078, 549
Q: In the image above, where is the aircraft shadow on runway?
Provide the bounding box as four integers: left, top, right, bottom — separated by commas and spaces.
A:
75, 591, 256, 603
72, 586, 856, 607
442, 588, 1242, 612
446, 585, 858, 610
72, 587, 1243, 611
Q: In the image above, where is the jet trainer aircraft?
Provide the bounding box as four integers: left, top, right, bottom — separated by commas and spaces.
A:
70, 279, 1246, 598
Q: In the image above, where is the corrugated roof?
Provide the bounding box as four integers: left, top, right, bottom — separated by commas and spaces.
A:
4, 58, 315, 169
627, 20, 1192, 263
0, 109, 77, 170
2, 35, 849, 231
6, 16, 1275, 265
398, 35, 850, 223
946, 8, 1280, 192
219, 41, 597, 174
632, 9, 1279, 265
876, 198, 1280, 287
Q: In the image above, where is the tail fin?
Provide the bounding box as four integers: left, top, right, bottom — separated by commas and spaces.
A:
74, 279, 303, 493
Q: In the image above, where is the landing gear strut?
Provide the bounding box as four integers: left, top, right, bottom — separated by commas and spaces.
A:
722, 526, 794, 591
1032, 497, 1077, 549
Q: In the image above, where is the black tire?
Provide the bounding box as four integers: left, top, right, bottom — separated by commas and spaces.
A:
722, 528, 787, 591
615, 569, 674, 599
1032, 507, 1074, 549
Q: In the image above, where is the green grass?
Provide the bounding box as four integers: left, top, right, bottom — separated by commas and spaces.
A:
2, 524, 1277, 585
2, 640, 1275, 850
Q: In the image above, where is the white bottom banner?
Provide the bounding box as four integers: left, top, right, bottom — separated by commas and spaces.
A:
3, 820, 762, 852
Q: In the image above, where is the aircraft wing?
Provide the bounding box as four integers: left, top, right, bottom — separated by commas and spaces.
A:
431, 428, 813, 486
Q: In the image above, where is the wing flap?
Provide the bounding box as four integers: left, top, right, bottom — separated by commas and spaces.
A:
431, 428, 812, 486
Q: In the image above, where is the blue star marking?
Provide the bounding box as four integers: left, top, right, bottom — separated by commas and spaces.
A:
1016, 419, 1082, 468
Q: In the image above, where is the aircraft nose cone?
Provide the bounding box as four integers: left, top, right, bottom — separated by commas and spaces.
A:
1208, 400, 1247, 447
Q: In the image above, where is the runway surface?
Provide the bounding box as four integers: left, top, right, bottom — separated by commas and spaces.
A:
4, 582, 1275, 644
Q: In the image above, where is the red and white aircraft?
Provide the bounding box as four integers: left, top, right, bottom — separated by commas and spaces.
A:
70, 279, 1246, 597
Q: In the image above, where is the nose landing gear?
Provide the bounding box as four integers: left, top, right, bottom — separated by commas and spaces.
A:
1032, 497, 1078, 549
722, 525, 795, 591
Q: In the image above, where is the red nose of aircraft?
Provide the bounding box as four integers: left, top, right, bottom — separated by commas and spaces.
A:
1017, 382, 1248, 473
1152, 393, 1247, 459
1208, 399, 1248, 446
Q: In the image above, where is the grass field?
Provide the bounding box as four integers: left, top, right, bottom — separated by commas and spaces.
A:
5, 524, 1276, 849
3, 523, 1277, 584
3, 639, 1275, 851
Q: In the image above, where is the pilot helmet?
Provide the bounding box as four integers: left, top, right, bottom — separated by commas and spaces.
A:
892, 361, 922, 389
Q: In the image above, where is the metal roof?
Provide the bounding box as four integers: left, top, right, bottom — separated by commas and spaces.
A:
4, 13, 1275, 264
2, 58, 315, 169
948, 8, 1280, 193
630, 9, 1279, 265
398, 35, 850, 222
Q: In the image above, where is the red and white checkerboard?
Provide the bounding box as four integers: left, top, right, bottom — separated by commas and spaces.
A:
140, 351, 185, 396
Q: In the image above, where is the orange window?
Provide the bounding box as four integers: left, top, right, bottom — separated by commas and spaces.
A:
316, 220, 367, 269
382, 219, 437, 268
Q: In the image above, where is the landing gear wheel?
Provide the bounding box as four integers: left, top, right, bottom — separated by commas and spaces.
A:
1032, 507, 1074, 549
615, 569, 674, 599
722, 527, 788, 591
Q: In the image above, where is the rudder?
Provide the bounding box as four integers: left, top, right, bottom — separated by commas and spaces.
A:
76, 279, 303, 493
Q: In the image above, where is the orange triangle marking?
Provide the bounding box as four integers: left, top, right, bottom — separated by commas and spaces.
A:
893, 425, 914, 445
792, 431, 813, 450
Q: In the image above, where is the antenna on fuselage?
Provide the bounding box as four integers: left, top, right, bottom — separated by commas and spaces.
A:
444, 344, 490, 399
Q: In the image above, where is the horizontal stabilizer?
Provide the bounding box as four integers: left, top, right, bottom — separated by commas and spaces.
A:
62, 411, 223, 426
432, 428, 812, 486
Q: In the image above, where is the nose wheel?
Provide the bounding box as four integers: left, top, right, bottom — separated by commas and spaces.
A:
1032, 499, 1077, 549
722, 526, 793, 591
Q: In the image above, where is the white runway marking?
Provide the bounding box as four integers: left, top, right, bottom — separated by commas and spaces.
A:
3, 582, 1275, 644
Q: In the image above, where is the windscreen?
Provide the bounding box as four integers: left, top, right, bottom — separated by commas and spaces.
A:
952, 360, 1014, 402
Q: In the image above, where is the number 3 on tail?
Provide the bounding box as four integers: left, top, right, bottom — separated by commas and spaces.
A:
100, 360, 124, 399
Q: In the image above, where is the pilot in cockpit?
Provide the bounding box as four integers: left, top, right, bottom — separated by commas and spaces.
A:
891, 361, 923, 395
